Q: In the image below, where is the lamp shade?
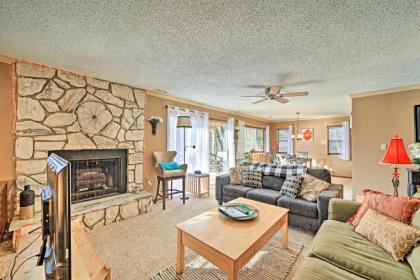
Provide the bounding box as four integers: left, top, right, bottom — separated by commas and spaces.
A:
176, 116, 192, 128
379, 135, 412, 166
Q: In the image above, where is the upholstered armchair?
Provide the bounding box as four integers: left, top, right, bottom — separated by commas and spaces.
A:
153, 151, 188, 177
153, 151, 188, 210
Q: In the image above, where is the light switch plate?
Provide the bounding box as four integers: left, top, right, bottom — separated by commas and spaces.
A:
381, 144, 387, 150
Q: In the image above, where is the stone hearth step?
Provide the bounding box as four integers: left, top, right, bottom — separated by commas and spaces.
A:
9, 191, 153, 232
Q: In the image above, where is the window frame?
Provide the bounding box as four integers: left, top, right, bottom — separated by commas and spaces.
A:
244, 126, 265, 152
277, 128, 289, 154
327, 125, 343, 156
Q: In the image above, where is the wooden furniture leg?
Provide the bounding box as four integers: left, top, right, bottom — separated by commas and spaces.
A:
281, 215, 288, 249
176, 229, 185, 275
182, 176, 185, 204
163, 179, 167, 210
170, 180, 173, 199
154, 177, 160, 203
227, 263, 237, 280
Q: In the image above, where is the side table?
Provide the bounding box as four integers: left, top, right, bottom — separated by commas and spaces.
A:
186, 173, 210, 198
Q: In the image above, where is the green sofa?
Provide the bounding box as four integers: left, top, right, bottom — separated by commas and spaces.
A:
294, 197, 420, 280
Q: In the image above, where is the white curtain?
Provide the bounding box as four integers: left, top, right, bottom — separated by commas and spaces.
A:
265, 126, 270, 152
340, 120, 351, 160
226, 118, 235, 169
167, 106, 209, 173
287, 124, 294, 155
237, 120, 245, 162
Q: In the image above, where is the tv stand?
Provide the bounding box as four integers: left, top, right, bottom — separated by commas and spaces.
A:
13, 222, 110, 280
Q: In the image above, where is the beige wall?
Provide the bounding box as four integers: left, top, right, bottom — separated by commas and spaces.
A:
269, 116, 352, 177
352, 89, 420, 197
0, 62, 16, 181
143, 93, 270, 193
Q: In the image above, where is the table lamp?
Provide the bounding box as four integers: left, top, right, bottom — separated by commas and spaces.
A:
379, 135, 412, 196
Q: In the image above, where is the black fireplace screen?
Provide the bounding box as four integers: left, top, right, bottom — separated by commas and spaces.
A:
52, 149, 127, 203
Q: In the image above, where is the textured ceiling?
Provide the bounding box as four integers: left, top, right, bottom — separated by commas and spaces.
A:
1, 1, 420, 120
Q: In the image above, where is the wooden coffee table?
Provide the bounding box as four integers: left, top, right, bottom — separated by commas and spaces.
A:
176, 197, 289, 280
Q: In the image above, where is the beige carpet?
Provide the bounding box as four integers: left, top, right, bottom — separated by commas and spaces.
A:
151, 236, 303, 280
86, 190, 315, 280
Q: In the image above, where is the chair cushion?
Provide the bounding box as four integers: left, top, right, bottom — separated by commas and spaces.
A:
246, 188, 283, 205
262, 175, 284, 191
158, 162, 180, 170
311, 220, 416, 280
277, 196, 318, 218
223, 184, 253, 198
161, 169, 185, 177
294, 257, 365, 280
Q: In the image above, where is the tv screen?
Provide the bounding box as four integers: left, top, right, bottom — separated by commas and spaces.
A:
416, 105, 420, 142
41, 153, 72, 280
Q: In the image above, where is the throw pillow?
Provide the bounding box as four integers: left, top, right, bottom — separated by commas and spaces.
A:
280, 175, 304, 198
229, 166, 243, 185
299, 173, 330, 202
242, 169, 262, 188
347, 189, 420, 227
158, 162, 180, 170
355, 209, 420, 261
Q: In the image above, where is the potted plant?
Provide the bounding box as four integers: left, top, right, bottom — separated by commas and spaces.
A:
148, 116, 163, 135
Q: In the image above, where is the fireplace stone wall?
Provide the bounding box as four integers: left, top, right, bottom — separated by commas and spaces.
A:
14, 62, 145, 194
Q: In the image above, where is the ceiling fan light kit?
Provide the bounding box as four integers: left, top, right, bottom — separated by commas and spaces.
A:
292, 112, 303, 141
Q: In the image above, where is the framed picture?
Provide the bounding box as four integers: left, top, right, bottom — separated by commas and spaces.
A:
302, 128, 314, 141
415, 105, 420, 142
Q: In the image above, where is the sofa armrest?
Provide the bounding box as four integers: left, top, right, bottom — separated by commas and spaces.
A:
327, 183, 343, 199
215, 174, 230, 204
317, 189, 340, 226
328, 198, 361, 222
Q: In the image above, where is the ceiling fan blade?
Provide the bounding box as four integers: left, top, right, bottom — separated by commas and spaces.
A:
252, 98, 267, 104
276, 97, 290, 104
283, 80, 319, 87
241, 95, 266, 97
245, 85, 267, 89
280, 91, 309, 97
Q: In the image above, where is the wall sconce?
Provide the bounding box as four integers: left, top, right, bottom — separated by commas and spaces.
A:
148, 116, 163, 135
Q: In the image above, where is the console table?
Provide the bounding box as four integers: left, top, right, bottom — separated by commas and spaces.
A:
408, 168, 420, 196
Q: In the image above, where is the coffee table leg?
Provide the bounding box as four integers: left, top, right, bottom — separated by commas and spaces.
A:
228, 263, 237, 280
281, 215, 288, 249
176, 229, 185, 274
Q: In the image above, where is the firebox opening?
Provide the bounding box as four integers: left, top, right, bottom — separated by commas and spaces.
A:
51, 149, 128, 203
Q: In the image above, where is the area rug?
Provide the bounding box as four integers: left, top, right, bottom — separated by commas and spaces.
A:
150, 235, 303, 280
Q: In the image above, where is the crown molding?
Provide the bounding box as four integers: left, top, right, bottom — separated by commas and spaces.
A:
145, 90, 270, 123
269, 114, 350, 123
351, 84, 420, 99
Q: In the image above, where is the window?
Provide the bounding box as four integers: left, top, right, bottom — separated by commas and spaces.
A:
244, 127, 264, 152
277, 128, 289, 153
328, 126, 343, 155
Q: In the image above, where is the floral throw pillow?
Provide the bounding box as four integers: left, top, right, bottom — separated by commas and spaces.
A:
280, 175, 304, 198
242, 168, 262, 188
299, 173, 330, 202
229, 166, 243, 185
355, 209, 420, 261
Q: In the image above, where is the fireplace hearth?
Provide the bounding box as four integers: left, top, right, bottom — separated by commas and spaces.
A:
52, 149, 128, 203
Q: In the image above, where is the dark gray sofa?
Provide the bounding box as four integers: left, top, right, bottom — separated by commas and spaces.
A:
216, 168, 343, 231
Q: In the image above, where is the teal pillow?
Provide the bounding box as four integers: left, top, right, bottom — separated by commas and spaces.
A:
159, 162, 180, 170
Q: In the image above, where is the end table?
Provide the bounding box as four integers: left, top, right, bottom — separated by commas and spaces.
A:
186, 173, 210, 198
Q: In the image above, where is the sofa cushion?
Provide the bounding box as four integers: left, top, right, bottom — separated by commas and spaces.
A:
294, 257, 365, 280
306, 168, 331, 183
223, 184, 253, 198
277, 196, 318, 218
300, 173, 330, 202
242, 169, 262, 188
311, 220, 416, 280
262, 175, 284, 191
246, 188, 283, 205
229, 166, 243, 185
280, 175, 304, 198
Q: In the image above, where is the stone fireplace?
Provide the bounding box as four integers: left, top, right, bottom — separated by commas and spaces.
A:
53, 149, 128, 203
14, 62, 145, 197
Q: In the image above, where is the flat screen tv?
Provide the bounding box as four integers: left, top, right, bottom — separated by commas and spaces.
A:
39, 153, 72, 279
415, 105, 420, 142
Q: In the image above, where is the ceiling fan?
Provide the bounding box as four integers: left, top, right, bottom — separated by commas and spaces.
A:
242, 85, 309, 104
